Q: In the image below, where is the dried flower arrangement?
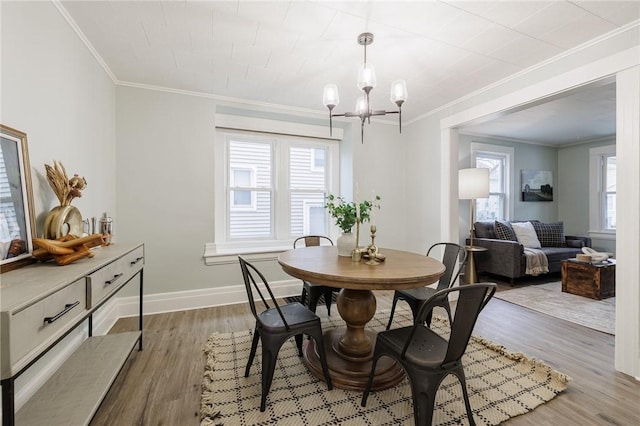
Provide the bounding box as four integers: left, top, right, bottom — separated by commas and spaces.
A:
45, 161, 87, 206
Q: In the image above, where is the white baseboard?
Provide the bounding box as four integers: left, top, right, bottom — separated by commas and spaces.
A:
117, 278, 303, 317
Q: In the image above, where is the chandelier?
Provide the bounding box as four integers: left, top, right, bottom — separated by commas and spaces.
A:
322, 32, 407, 143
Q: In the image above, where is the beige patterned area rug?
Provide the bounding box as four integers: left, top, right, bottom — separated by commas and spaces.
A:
200, 308, 570, 426
495, 282, 615, 334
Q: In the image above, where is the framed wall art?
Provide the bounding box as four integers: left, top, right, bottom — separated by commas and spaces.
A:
1, 125, 37, 273
521, 170, 553, 202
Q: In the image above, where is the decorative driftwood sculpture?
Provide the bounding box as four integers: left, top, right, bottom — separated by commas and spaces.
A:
32, 234, 105, 266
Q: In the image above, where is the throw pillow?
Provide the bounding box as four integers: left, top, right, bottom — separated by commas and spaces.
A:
511, 221, 542, 249
474, 221, 495, 239
494, 220, 517, 241
532, 221, 566, 247
566, 239, 585, 248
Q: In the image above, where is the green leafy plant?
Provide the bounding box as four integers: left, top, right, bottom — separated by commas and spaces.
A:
325, 193, 381, 233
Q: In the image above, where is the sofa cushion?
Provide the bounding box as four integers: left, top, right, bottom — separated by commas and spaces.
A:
494, 220, 517, 241
541, 247, 582, 264
532, 221, 566, 247
511, 221, 542, 249
474, 221, 495, 239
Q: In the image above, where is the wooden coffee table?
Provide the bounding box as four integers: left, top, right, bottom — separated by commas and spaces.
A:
561, 258, 616, 300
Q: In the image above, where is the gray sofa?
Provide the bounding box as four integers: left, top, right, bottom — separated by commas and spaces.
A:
468, 220, 592, 285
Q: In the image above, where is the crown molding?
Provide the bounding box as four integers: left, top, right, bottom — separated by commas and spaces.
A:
460, 131, 616, 148
51, 0, 117, 84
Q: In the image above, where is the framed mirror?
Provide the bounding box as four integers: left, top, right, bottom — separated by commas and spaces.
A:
1, 125, 36, 273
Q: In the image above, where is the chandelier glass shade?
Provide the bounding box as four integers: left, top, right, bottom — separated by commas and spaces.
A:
322, 32, 407, 143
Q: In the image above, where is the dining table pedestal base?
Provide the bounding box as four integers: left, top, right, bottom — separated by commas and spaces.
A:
303, 329, 405, 391
303, 288, 405, 391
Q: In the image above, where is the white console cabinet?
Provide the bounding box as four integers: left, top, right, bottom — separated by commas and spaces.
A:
0, 243, 144, 425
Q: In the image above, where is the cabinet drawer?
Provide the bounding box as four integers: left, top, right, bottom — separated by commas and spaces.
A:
9, 279, 85, 369
86, 246, 144, 308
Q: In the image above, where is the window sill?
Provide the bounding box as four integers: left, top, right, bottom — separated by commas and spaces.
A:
203, 242, 292, 265
588, 230, 616, 240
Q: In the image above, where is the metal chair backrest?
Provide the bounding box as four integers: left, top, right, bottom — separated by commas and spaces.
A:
238, 256, 291, 331
406, 282, 496, 365
427, 242, 467, 291
293, 235, 333, 248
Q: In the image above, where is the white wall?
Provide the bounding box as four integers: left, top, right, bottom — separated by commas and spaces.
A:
0, 0, 118, 413
350, 118, 407, 251
0, 1, 117, 228
558, 137, 617, 253
614, 65, 640, 379
115, 86, 408, 297
403, 114, 444, 254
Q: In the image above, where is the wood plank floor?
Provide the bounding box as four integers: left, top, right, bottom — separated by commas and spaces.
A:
90, 290, 640, 426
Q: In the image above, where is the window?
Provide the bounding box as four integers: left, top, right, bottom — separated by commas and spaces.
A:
589, 145, 616, 234
311, 148, 325, 171
211, 126, 339, 256
230, 166, 256, 209
471, 143, 514, 221
290, 144, 328, 236
604, 156, 616, 230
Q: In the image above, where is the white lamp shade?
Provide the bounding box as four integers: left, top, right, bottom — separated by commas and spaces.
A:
323, 84, 340, 108
357, 63, 377, 90
390, 79, 407, 104
355, 95, 367, 115
459, 168, 490, 199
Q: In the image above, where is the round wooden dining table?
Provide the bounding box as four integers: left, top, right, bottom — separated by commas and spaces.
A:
278, 245, 445, 391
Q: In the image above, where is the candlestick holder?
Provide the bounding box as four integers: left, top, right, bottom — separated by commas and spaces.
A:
352, 216, 363, 262
365, 225, 380, 265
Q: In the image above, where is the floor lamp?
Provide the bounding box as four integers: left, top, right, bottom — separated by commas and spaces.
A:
459, 168, 490, 283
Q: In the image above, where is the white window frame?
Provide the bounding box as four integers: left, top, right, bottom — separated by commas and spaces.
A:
207, 116, 340, 264
589, 145, 616, 239
311, 147, 326, 172
470, 142, 514, 220
302, 200, 325, 235
229, 165, 257, 211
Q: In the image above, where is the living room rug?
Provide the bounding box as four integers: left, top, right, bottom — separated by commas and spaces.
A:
200, 308, 570, 426
494, 281, 615, 334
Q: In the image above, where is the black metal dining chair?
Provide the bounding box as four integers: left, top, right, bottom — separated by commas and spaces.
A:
386, 242, 467, 330
238, 256, 333, 411
294, 235, 340, 315
362, 282, 497, 426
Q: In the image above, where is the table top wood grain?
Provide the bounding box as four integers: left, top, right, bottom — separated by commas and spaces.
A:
278, 246, 445, 290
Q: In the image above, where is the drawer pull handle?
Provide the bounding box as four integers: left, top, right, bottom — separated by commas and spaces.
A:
44, 301, 80, 324
105, 273, 124, 285
130, 256, 144, 266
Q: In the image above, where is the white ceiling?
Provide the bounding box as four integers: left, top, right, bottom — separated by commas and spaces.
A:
58, 1, 639, 144
460, 81, 617, 145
